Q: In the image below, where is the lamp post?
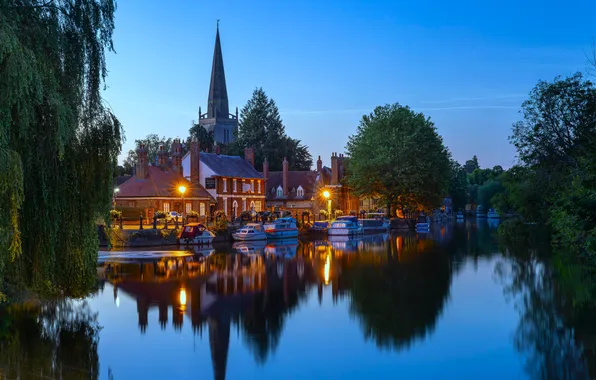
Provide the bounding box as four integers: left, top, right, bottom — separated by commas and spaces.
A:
113, 187, 119, 209
323, 190, 331, 221
178, 185, 187, 219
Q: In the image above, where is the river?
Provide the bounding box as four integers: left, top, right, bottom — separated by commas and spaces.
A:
0, 220, 594, 379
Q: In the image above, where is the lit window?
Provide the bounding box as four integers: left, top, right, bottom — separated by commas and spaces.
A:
250, 201, 255, 210
258, 181, 261, 193
224, 198, 228, 215
232, 201, 238, 217
255, 201, 261, 212
186, 203, 192, 214
233, 179, 237, 193
277, 187, 283, 197
200, 203, 205, 216
251, 180, 254, 193
222, 178, 227, 193
242, 199, 246, 211
297, 186, 304, 198
163, 202, 170, 212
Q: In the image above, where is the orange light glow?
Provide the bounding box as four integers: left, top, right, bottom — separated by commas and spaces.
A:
179, 288, 187, 306
324, 255, 330, 285
178, 185, 187, 195
323, 190, 330, 199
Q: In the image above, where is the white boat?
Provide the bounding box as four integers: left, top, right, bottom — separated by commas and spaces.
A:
232, 223, 267, 241
328, 216, 363, 236
263, 217, 299, 239
415, 215, 430, 232
359, 213, 390, 234
476, 205, 486, 218
487, 208, 500, 219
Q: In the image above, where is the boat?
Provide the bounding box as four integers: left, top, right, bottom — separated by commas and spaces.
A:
263, 217, 299, 239
328, 216, 363, 236
359, 213, 390, 234
456, 210, 464, 220
179, 223, 215, 245
232, 223, 267, 241
487, 208, 500, 219
415, 215, 430, 232
307, 221, 329, 236
476, 205, 486, 218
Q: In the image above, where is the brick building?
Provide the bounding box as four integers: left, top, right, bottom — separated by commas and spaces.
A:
182, 146, 265, 220
115, 140, 214, 219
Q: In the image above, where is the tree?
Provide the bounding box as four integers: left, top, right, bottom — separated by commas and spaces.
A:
188, 123, 214, 152
448, 160, 468, 210
227, 87, 313, 171
478, 178, 504, 210
346, 104, 452, 215
464, 155, 480, 174
0, 0, 122, 297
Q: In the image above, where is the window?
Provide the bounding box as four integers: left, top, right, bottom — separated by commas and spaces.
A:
233, 179, 237, 193
242, 198, 246, 211
163, 202, 170, 212
251, 180, 254, 193
185, 202, 192, 214
250, 201, 255, 210
222, 178, 227, 193
224, 198, 228, 215
255, 201, 261, 212
297, 186, 304, 198
257, 180, 261, 193
200, 202, 205, 216
277, 186, 283, 198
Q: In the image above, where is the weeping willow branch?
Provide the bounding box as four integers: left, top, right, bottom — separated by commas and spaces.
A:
0, 0, 122, 298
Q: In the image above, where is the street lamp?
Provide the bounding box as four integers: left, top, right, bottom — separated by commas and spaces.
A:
178, 185, 187, 217
323, 190, 331, 220
112, 187, 119, 208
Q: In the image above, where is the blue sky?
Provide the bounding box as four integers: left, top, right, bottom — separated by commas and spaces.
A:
103, 0, 596, 169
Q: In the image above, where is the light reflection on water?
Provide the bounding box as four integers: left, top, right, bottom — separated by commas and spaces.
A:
0, 219, 593, 379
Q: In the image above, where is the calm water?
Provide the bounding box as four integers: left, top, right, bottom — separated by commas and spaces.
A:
1, 220, 594, 379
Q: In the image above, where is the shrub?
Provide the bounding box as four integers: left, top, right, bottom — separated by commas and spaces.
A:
109, 209, 121, 219
186, 210, 199, 218
154, 210, 166, 219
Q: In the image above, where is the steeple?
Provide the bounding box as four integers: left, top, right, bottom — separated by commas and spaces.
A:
207, 22, 229, 120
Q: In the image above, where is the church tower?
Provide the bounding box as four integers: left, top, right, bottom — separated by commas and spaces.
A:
198, 22, 238, 145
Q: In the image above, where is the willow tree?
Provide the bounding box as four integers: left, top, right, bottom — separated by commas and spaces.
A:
0, 0, 122, 298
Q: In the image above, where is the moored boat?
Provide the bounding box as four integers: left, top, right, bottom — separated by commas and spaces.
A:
359, 213, 390, 234
232, 223, 267, 241
308, 221, 329, 236
415, 215, 430, 232
456, 210, 464, 220
328, 216, 363, 236
263, 217, 299, 239
179, 223, 215, 245
487, 208, 500, 219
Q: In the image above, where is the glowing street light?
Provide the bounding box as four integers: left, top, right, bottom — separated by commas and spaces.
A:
178, 185, 187, 217
322, 190, 331, 220
322, 190, 330, 199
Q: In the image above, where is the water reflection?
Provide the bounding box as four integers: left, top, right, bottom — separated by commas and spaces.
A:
1, 222, 594, 379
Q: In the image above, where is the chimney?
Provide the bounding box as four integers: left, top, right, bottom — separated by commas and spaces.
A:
331, 153, 339, 185
263, 157, 269, 180
190, 141, 200, 184
171, 138, 182, 175
338, 154, 345, 180
136, 144, 148, 180
244, 146, 255, 167
158, 145, 168, 167
282, 157, 289, 196
316, 155, 322, 172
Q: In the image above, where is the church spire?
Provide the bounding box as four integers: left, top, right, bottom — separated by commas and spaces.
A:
207, 21, 229, 120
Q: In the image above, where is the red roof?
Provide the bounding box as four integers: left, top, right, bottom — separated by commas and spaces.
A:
118, 166, 213, 200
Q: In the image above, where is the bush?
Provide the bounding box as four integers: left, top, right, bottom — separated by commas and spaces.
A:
109, 209, 121, 219
154, 210, 166, 218
186, 210, 199, 218
334, 210, 344, 218
213, 217, 229, 236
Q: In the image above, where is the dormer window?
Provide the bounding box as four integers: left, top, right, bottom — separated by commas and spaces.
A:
276, 186, 283, 198
297, 186, 304, 198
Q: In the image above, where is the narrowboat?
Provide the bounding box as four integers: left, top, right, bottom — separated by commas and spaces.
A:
328, 216, 363, 236
359, 216, 390, 234
263, 217, 299, 239
179, 223, 215, 245
232, 223, 267, 241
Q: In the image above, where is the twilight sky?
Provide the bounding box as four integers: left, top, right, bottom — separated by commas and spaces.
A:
103, 0, 596, 169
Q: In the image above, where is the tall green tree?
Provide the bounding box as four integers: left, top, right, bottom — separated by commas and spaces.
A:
346, 104, 452, 215
228, 87, 313, 171
448, 160, 468, 210
464, 155, 480, 174
188, 123, 214, 152
0, 0, 122, 297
